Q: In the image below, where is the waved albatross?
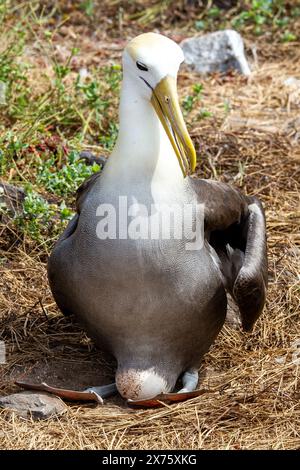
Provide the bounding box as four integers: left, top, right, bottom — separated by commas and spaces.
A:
26, 33, 268, 406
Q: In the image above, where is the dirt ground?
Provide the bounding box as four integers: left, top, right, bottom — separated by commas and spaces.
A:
0, 2, 300, 449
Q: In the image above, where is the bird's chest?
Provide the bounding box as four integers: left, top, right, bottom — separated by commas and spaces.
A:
85, 184, 200, 255
75, 179, 207, 292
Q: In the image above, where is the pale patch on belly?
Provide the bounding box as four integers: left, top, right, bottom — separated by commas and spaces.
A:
116, 367, 169, 400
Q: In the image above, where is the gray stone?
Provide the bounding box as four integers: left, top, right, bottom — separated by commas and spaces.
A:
0, 392, 67, 420
181, 30, 251, 76
0, 181, 25, 215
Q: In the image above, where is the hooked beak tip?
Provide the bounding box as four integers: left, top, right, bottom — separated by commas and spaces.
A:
151, 75, 197, 177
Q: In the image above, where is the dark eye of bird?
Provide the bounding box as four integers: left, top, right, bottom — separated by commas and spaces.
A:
136, 61, 148, 72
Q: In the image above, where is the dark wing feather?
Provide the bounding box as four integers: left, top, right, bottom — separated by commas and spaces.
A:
76, 171, 101, 214
51, 171, 102, 245
190, 178, 268, 332
48, 171, 102, 317
232, 196, 268, 331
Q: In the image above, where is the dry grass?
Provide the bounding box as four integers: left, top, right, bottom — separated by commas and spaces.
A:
0, 7, 300, 450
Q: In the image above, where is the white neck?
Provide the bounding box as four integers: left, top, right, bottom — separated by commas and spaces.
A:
102, 73, 184, 194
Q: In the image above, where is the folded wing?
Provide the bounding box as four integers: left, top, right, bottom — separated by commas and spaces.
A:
190, 179, 268, 331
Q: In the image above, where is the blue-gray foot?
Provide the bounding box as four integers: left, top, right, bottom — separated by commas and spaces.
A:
84, 383, 117, 399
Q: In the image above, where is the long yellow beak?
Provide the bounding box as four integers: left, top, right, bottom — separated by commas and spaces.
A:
151, 75, 196, 177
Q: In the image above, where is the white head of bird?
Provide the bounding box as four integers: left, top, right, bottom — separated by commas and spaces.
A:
107, 33, 196, 185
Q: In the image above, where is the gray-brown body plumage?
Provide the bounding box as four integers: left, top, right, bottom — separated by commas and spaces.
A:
48, 172, 267, 395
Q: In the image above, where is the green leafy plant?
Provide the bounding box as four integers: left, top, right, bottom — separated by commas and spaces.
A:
14, 185, 75, 242
99, 122, 119, 151
0, 150, 8, 176
36, 150, 101, 197
15, 186, 55, 242
182, 84, 203, 114
281, 30, 297, 42
198, 108, 212, 119
207, 6, 221, 18
230, 0, 294, 35
195, 20, 206, 31
80, 0, 94, 17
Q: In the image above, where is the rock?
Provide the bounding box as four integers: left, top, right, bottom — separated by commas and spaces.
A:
0, 181, 25, 216
0, 392, 67, 420
181, 30, 251, 76
79, 151, 107, 167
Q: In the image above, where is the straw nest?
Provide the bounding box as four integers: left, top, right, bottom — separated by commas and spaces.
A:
0, 15, 299, 450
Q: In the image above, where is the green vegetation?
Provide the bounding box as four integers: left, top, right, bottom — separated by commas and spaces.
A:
194, 1, 299, 38
230, 0, 298, 36
14, 186, 72, 243
0, 1, 122, 243
182, 84, 213, 122
182, 84, 204, 114
80, 0, 95, 17
0, 1, 298, 244
281, 30, 297, 42
36, 151, 100, 198
124, 1, 298, 39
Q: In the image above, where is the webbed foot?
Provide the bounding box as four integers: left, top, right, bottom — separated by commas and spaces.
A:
15, 381, 117, 405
